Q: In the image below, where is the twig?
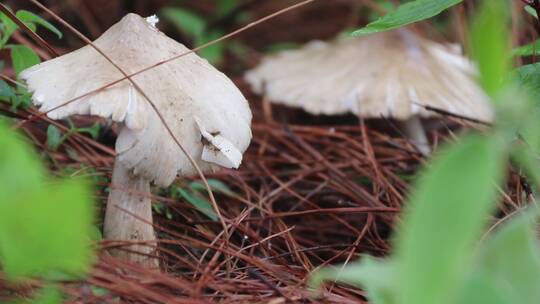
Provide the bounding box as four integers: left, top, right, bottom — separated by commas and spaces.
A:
414, 102, 492, 126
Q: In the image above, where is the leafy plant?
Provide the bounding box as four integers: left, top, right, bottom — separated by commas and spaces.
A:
0, 9, 95, 303
0, 7, 61, 110
46, 121, 100, 151
0, 121, 95, 303
0, 9, 62, 48
160, 0, 247, 65
312, 1, 540, 304
154, 179, 235, 221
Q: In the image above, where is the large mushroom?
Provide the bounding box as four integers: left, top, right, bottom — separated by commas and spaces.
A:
21, 14, 252, 266
245, 29, 492, 155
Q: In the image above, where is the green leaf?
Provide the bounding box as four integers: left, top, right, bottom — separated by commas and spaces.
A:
11, 285, 63, 304
470, 0, 510, 98
513, 39, 540, 57
0, 79, 15, 101
15, 10, 62, 38
46, 124, 63, 150
514, 63, 540, 99
352, 0, 462, 36
10, 45, 40, 76
177, 188, 218, 221
310, 257, 397, 304
453, 272, 509, 304
33, 286, 63, 304
525, 5, 538, 19
189, 179, 234, 196
9, 92, 32, 110
77, 122, 101, 140
367, 0, 398, 22
23, 22, 36, 33
196, 30, 225, 64
160, 7, 206, 38
0, 12, 18, 48
473, 209, 540, 304
395, 135, 505, 304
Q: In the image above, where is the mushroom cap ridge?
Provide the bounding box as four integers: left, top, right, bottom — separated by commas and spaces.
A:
22, 13, 252, 186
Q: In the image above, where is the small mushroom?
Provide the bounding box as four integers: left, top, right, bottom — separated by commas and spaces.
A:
21, 14, 252, 266
245, 29, 493, 155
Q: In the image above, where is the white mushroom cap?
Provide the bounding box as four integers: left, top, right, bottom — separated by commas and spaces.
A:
21, 13, 252, 186
245, 29, 493, 122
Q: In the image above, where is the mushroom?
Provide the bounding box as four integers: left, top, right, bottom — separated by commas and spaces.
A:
245, 29, 492, 155
20, 14, 252, 266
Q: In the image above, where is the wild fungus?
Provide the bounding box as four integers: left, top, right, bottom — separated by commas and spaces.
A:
245, 29, 492, 155
21, 13, 252, 266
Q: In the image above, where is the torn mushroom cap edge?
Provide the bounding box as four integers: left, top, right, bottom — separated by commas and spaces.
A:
195, 117, 243, 169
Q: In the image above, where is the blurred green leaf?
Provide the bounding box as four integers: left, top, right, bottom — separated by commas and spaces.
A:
472, 209, 540, 304
0, 180, 94, 280
311, 257, 397, 304
266, 42, 300, 53
0, 123, 44, 200
513, 39, 540, 57
217, 0, 238, 16
9, 44, 40, 76
15, 10, 62, 38
0, 123, 94, 281
0, 79, 15, 102
395, 135, 505, 304
196, 30, 225, 64
470, 0, 510, 98
514, 63, 540, 99
11, 285, 63, 304
22, 21, 36, 33
46, 124, 62, 151
33, 286, 63, 304
177, 188, 218, 221
90, 285, 109, 297
12, 93, 32, 110
161, 7, 206, 38
352, 0, 462, 36
89, 226, 102, 242
453, 272, 509, 304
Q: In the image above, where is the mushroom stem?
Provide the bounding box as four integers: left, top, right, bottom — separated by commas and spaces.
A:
104, 158, 158, 267
402, 116, 431, 156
